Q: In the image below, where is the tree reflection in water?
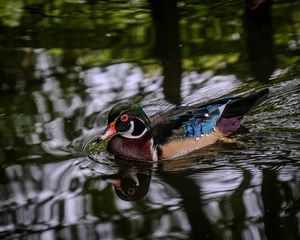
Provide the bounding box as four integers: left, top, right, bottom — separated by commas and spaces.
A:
1, 152, 300, 239
0, 0, 300, 239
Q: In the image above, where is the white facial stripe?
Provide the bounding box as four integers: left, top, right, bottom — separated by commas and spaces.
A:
120, 120, 148, 139
128, 120, 135, 134
151, 138, 158, 162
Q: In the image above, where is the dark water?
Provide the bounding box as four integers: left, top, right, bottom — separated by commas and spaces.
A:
1, 0, 300, 239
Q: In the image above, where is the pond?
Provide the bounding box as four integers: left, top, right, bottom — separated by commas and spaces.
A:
0, 0, 300, 239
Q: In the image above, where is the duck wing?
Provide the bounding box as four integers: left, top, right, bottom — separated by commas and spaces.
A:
151, 88, 269, 144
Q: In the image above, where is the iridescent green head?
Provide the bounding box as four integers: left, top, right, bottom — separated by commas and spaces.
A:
101, 102, 151, 140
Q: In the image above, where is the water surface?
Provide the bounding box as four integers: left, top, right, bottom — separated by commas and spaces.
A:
0, 0, 300, 239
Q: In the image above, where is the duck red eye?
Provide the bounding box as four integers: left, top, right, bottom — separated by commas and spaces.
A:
127, 188, 136, 196
120, 114, 129, 122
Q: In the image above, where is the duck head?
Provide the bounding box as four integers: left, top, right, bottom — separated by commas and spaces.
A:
101, 102, 151, 140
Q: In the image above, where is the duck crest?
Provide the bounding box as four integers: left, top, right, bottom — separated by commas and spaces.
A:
108, 102, 151, 126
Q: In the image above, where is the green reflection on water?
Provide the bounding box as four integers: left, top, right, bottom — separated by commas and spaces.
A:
0, 0, 300, 239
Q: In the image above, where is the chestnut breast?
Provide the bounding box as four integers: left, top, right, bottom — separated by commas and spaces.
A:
108, 136, 154, 162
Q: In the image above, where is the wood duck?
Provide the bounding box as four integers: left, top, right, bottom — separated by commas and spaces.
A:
100, 88, 269, 162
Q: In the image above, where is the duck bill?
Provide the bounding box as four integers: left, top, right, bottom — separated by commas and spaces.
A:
100, 121, 117, 140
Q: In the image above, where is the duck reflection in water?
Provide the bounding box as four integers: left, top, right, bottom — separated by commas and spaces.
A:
101, 162, 152, 201
100, 158, 215, 238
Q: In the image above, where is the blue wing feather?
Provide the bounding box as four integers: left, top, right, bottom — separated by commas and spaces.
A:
181, 102, 229, 138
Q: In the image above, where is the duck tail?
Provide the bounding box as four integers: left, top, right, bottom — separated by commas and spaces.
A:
221, 88, 269, 118
216, 88, 269, 136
